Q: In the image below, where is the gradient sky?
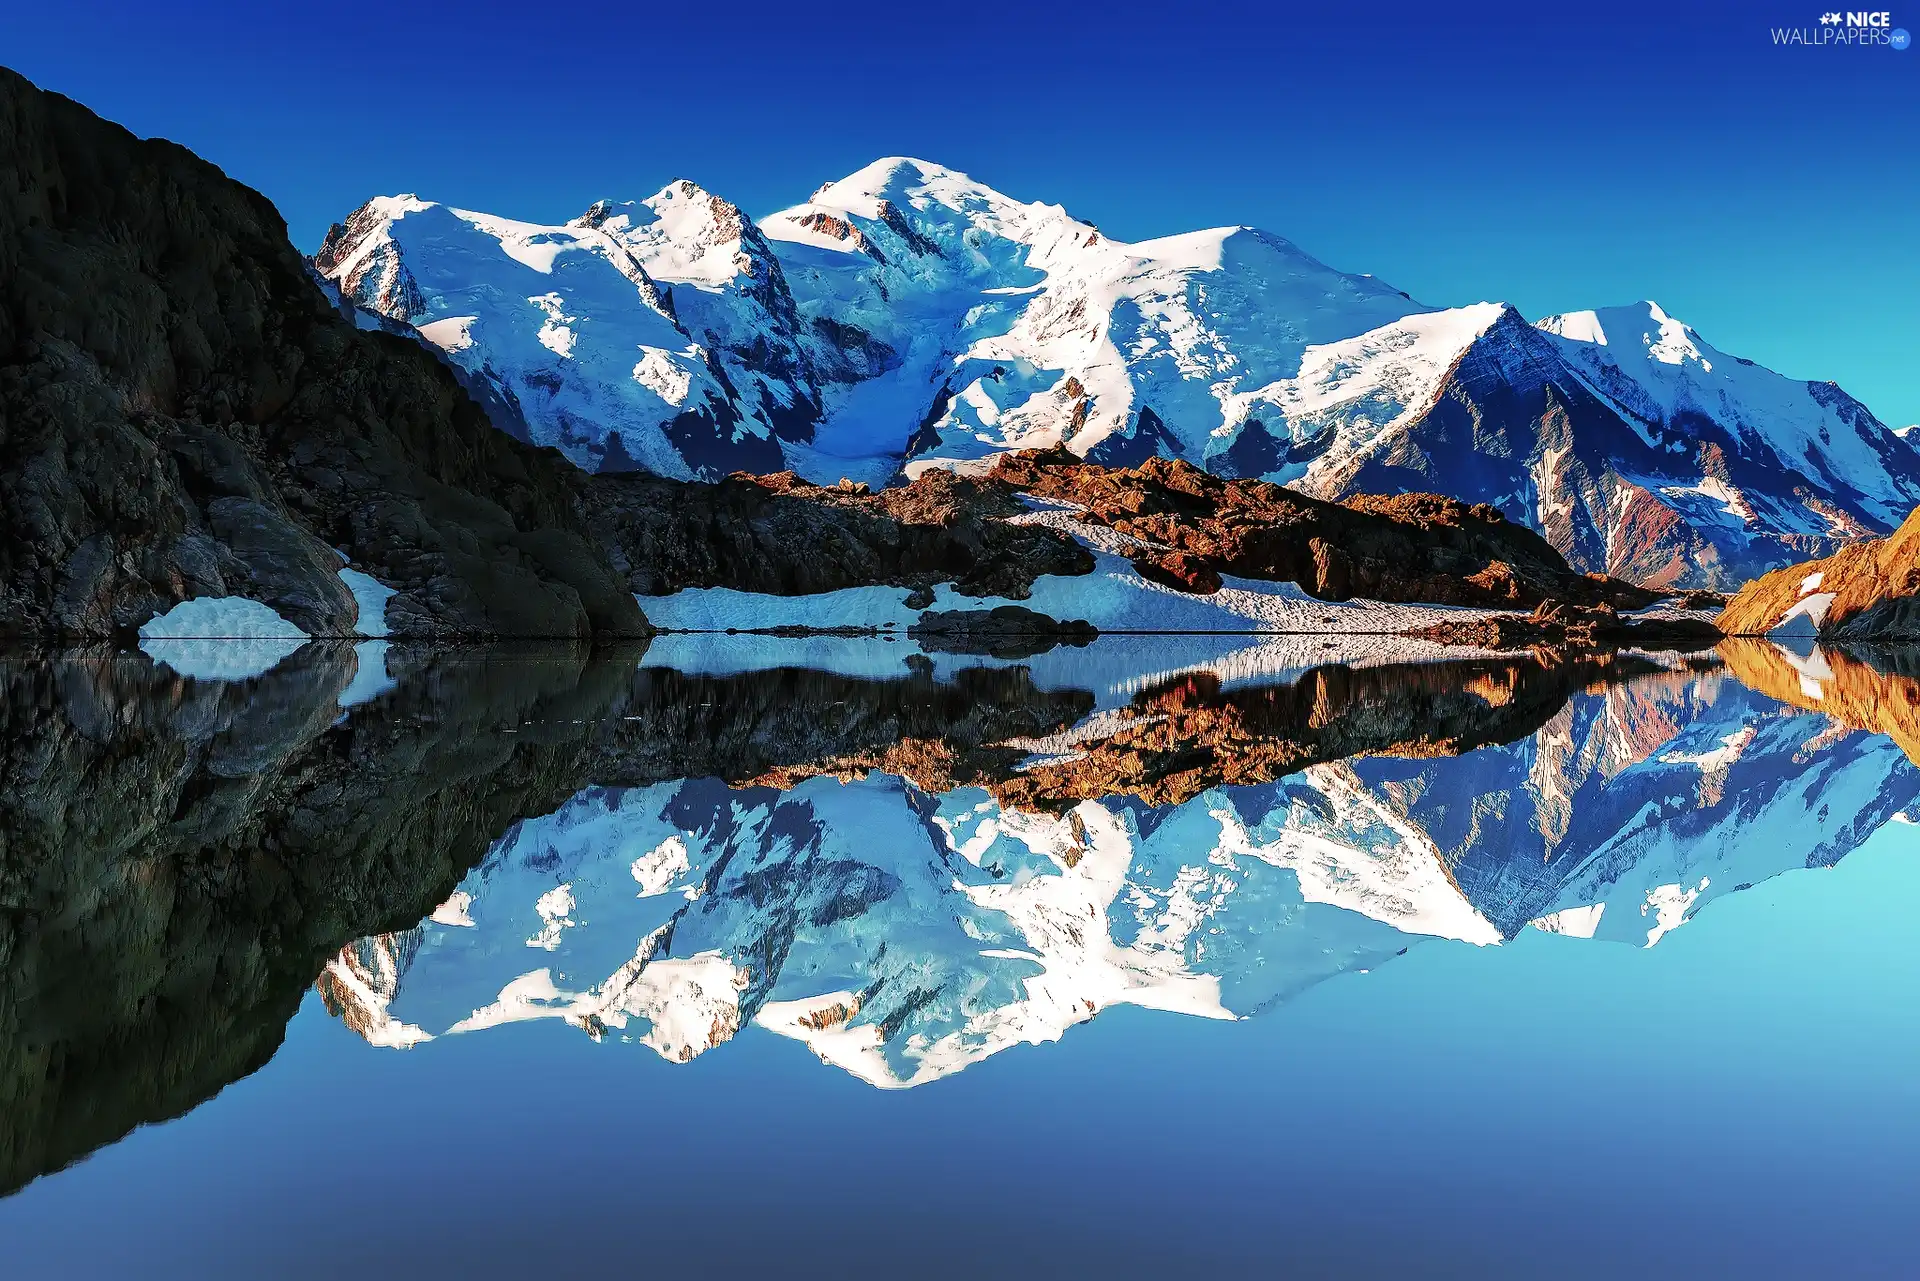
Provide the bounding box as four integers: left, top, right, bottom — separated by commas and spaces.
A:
10, 0, 1916, 423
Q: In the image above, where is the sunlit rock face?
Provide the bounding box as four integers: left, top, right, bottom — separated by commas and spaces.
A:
323, 649, 1920, 1088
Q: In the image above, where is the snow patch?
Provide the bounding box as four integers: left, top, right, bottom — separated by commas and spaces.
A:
138, 596, 309, 681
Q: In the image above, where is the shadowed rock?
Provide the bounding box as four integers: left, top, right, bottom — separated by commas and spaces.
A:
0, 68, 644, 640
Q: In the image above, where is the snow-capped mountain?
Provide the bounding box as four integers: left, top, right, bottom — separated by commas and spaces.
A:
316, 159, 1920, 587
318, 657, 1918, 1087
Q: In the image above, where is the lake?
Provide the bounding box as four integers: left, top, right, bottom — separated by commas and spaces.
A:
1, 635, 1916, 1278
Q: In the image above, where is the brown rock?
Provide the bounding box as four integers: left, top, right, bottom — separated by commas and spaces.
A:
1719, 503, 1920, 640
989, 448, 1664, 612
1132, 552, 1223, 595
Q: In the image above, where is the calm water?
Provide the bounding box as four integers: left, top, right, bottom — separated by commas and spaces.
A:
2, 636, 1917, 1278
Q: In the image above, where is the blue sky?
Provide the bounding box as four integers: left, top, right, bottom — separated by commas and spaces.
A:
11, 0, 1916, 422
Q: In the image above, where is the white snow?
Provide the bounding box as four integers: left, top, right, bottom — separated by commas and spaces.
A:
641, 566, 1505, 637
642, 506, 1516, 638
1771, 591, 1837, 638
1539, 301, 1919, 529
338, 566, 396, 637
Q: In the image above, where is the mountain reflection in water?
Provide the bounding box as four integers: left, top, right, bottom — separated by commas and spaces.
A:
2, 637, 1917, 1194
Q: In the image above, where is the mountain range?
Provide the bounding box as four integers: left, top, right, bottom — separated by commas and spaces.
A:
318, 652, 1920, 1086
318, 158, 1920, 589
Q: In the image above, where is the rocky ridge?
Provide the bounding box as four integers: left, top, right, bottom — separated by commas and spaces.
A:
1718, 503, 1920, 640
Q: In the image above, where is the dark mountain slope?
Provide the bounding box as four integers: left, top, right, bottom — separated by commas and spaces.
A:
0, 67, 645, 639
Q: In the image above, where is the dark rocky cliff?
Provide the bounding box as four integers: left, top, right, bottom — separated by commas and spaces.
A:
0, 68, 645, 639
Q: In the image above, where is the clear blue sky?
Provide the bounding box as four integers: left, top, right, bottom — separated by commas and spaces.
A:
10, 0, 1916, 423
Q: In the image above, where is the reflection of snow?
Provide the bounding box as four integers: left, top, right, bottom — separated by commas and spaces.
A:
525, 885, 576, 950
317, 663, 1920, 1089
1530, 903, 1605, 938
631, 836, 692, 897
1771, 591, 1836, 640
1642, 878, 1709, 948
139, 596, 308, 680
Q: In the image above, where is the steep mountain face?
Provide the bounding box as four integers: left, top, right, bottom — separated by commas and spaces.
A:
0, 69, 645, 640
1718, 502, 1920, 640
330, 654, 1918, 1087
322, 159, 1919, 589
313, 184, 823, 478
1267, 303, 1920, 588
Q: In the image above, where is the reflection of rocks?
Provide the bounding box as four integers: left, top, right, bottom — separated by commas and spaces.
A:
7, 636, 1919, 1169
0, 646, 1086, 1193
352, 651, 1919, 1088
1404, 600, 1721, 652
0, 644, 636, 1193
1718, 639, 1920, 761
987, 653, 1672, 811
908, 605, 1096, 657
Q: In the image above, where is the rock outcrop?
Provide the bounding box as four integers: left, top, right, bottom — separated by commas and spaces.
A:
907, 605, 1096, 657
992, 449, 1666, 611
1718, 504, 1920, 641
583, 467, 1092, 599
0, 68, 644, 639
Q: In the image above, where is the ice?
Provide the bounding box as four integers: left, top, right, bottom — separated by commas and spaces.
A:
138, 596, 309, 681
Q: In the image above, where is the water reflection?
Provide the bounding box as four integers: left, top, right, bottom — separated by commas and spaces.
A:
1, 638, 1916, 1190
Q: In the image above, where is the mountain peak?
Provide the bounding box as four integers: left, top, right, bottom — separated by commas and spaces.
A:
807, 156, 1037, 229
825, 156, 971, 197
1537, 301, 1704, 363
